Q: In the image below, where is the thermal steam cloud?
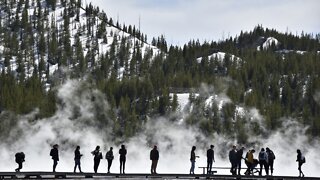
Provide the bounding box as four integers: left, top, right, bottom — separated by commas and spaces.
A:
0, 79, 319, 176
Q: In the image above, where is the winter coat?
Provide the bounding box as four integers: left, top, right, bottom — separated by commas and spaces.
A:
50, 148, 59, 161
207, 149, 214, 162
150, 149, 159, 161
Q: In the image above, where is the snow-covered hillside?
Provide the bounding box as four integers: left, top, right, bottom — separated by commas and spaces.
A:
0, 0, 161, 86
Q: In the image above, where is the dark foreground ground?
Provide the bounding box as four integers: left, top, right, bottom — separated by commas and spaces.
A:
0, 172, 319, 179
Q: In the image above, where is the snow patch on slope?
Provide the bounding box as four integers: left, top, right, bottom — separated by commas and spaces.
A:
197, 52, 241, 64
257, 37, 279, 50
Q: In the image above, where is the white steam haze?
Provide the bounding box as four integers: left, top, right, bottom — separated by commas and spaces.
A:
0, 79, 320, 177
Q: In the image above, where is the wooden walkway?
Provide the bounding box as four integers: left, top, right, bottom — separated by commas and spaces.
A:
0, 172, 319, 179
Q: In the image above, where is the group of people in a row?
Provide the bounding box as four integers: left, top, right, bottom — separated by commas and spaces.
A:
14, 144, 306, 177
189, 144, 305, 177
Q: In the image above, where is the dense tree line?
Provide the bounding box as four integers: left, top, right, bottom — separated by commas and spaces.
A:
0, 0, 320, 142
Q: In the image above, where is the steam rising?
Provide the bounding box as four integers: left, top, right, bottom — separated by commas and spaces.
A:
0, 79, 319, 177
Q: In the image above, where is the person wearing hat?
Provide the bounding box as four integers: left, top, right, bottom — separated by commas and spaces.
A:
150, 145, 159, 174
50, 144, 59, 172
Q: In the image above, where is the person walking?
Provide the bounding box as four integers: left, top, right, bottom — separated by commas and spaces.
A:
189, 146, 199, 174
258, 148, 268, 176
266, 147, 275, 175
91, 146, 103, 173
236, 146, 245, 175
206, 145, 215, 174
229, 145, 237, 175
150, 145, 159, 174
74, 146, 83, 173
106, 147, 114, 173
50, 144, 59, 172
119, 145, 127, 174
296, 149, 305, 177
15, 152, 25, 172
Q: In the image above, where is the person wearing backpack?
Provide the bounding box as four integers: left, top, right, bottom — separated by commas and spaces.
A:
91, 146, 103, 173
266, 147, 275, 175
258, 148, 268, 176
296, 149, 305, 177
105, 147, 114, 173
15, 152, 25, 172
50, 144, 59, 172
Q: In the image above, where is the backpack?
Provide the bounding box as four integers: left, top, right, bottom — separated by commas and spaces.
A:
301, 156, 306, 163
15, 152, 25, 162
105, 151, 113, 160
269, 151, 275, 160
259, 152, 265, 160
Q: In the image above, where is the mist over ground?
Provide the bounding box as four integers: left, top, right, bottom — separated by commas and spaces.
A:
0, 79, 319, 177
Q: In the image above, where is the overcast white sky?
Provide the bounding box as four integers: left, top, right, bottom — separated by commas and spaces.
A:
88, 0, 320, 45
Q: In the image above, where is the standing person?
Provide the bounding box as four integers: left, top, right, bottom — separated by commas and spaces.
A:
258, 148, 268, 176
229, 145, 237, 175
119, 145, 127, 174
190, 146, 199, 174
206, 145, 215, 174
15, 152, 25, 172
105, 147, 114, 173
266, 147, 275, 175
50, 144, 59, 172
74, 146, 83, 173
150, 145, 159, 174
91, 146, 103, 173
236, 146, 245, 175
296, 149, 305, 177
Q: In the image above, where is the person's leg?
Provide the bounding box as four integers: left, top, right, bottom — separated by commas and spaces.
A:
259, 161, 263, 175
154, 160, 158, 174
120, 160, 123, 174
78, 160, 82, 173
264, 161, 269, 175
191, 160, 195, 174
151, 160, 154, 174
94, 160, 97, 173
74, 160, 77, 172
238, 161, 241, 175
269, 160, 274, 175
53, 160, 58, 172
123, 159, 126, 174
233, 162, 237, 175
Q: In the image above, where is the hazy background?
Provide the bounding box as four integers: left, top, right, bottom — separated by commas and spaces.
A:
0, 79, 319, 177
89, 0, 320, 45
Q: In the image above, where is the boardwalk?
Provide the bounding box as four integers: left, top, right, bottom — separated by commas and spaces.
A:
0, 172, 319, 179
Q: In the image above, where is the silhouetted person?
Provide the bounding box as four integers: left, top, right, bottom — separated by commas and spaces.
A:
50, 144, 59, 172
258, 148, 268, 176
150, 145, 159, 174
266, 147, 275, 175
229, 145, 237, 175
106, 147, 114, 173
206, 145, 215, 174
91, 146, 102, 173
74, 146, 83, 173
190, 146, 199, 174
296, 149, 305, 177
236, 146, 245, 175
119, 145, 127, 174
15, 152, 25, 172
